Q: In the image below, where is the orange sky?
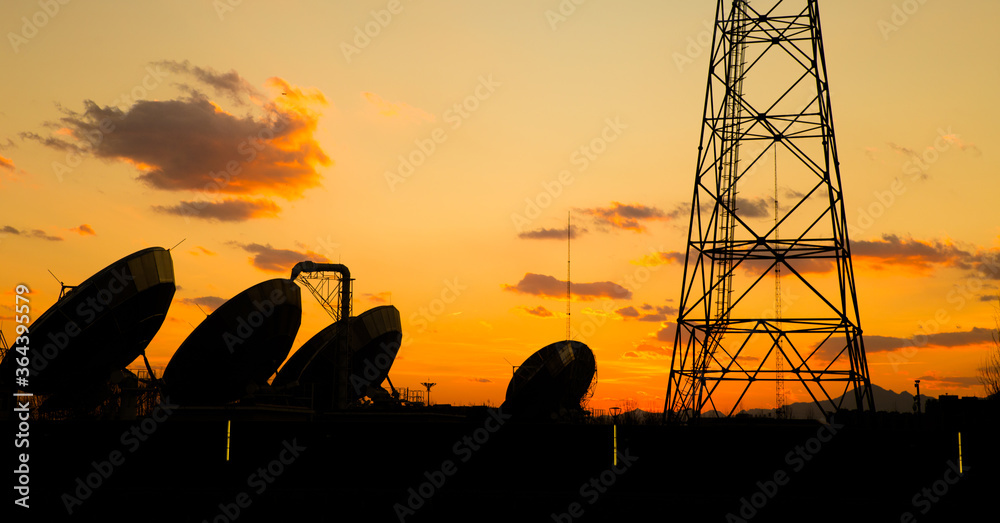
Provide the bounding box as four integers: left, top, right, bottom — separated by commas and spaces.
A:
1, 0, 998, 412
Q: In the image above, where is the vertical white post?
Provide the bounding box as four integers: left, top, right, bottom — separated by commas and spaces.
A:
613, 424, 618, 466
958, 432, 963, 474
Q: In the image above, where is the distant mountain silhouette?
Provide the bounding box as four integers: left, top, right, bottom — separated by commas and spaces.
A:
719, 384, 931, 419
597, 385, 936, 421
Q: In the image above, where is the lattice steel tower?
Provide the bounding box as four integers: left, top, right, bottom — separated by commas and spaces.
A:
665, 0, 874, 421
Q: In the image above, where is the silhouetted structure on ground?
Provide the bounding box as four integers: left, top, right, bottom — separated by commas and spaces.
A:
0, 247, 174, 418
273, 305, 402, 410
503, 340, 596, 420
666, 0, 874, 422
162, 278, 302, 405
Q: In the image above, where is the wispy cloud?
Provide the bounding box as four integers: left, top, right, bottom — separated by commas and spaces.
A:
578, 202, 671, 232
635, 235, 998, 281
637, 305, 677, 322
178, 295, 227, 313
25, 63, 331, 222
154, 198, 281, 222
939, 134, 982, 156
0, 154, 18, 188
863, 146, 880, 162
887, 142, 919, 159
622, 343, 671, 359
234, 242, 330, 273
518, 226, 587, 240
631, 251, 685, 267
364, 291, 392, 304
502, 273, 631, 301
858, 327, 996, 353
616, 306, 639, 318
154, 60, 261, 105
71, 224, 96, 236
735, 197, 772, 218
740, 258, 836, 276
616, 303, 677, 322
853, 234, 972, 272
653, 322, 697, 346
916, 372, 981, 389
362, 92, 435, 123
1, 226, 63, 241
519, 305, 555, 317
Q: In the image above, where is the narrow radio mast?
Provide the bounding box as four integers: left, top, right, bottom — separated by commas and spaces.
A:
774, 146, 786, 419
566, 212, 572, 341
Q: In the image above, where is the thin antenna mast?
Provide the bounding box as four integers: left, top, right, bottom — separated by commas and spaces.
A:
504, 357, 519, 377
195, 303, 210, 318
774, 145, 786, 418
47, 269, 73, 299
567, 212, 571, 341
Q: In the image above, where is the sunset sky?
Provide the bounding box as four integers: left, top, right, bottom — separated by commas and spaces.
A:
2, 0, 998, 412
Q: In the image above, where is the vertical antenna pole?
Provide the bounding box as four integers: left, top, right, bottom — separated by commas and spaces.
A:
567, 212, 572, 341
775, 143, 785, 419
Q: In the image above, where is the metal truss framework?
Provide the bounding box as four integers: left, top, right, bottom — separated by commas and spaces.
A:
296, 272, 352, 323
291, 262, 353, 409
665, 0, 874, 422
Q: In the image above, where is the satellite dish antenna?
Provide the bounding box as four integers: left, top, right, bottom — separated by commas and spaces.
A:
503, 340, 597, 421
0, 247, 176, 395
274, 305, 402, 409
162, 278, 302, 406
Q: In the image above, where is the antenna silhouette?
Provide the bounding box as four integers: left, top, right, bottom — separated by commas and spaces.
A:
566, 212, 571, 341
194, 303, 210, 318
503, 358, 519, 377
47, 269, 74, 299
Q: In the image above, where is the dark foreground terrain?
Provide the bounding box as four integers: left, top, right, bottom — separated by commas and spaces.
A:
7, 404, 997, 522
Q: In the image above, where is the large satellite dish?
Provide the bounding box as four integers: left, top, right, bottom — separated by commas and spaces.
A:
504, 340, 597, 419
162, 278, 302, 405
273, 305, 402, 408
0, 247, 175, 394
